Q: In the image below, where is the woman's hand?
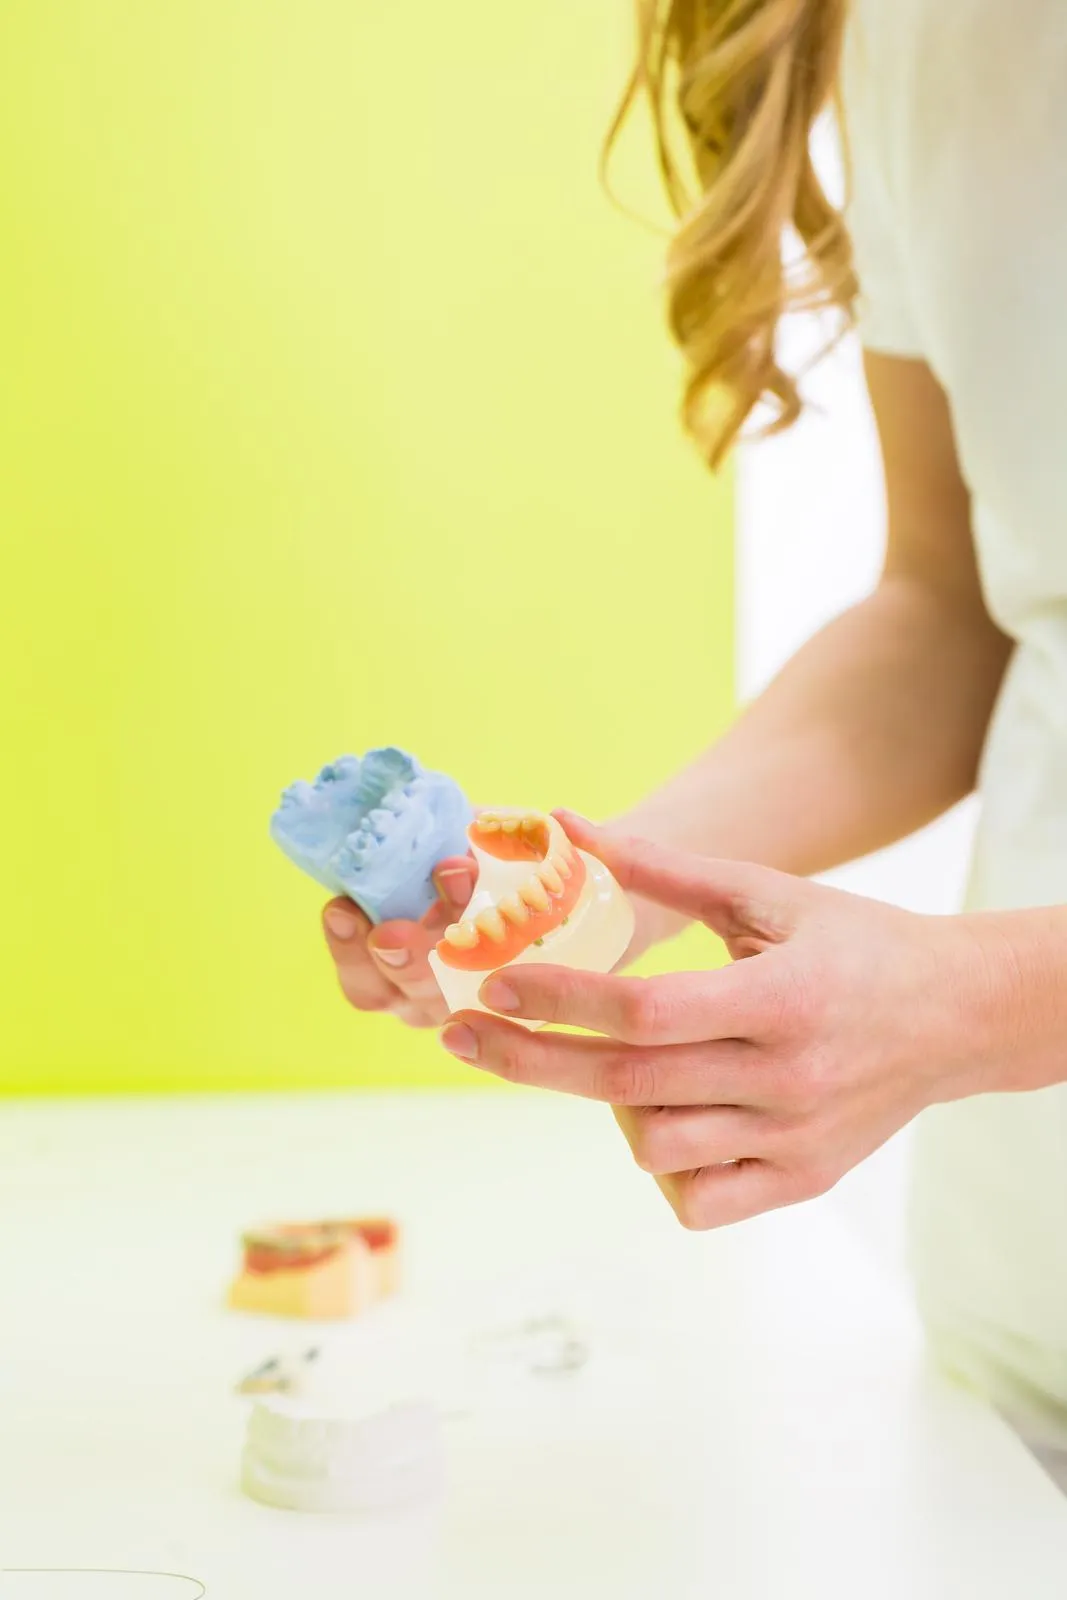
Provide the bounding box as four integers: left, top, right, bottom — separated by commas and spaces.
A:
440, 814, 1015, 1228
322, 856, 478, 1028
322, 815, 673, 1029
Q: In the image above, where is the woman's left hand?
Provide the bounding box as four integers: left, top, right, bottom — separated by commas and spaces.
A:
441, 814, 1008, 1229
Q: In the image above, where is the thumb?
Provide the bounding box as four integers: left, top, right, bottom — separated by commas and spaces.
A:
553, 811, 806, 952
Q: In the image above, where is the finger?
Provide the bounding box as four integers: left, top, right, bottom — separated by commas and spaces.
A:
366, 920, 450, 1008
322, 899, 447, 1016
613, 1104, 772, 1175
367, 856, 476, 981
429, 857, 478, 924
657, 1160, 795, 1230
478, 962, 776, 1045
323, 896, 371, 949
413, 858, 480, 938
553, 811, 801, 945
393, 999, 444, 1029
323, 899, 396, 1012
440, 1014, 760, 1105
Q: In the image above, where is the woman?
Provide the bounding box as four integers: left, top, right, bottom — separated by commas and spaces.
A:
322, 1, 1067, 1471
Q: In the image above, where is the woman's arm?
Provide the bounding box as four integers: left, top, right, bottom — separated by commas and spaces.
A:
623, 354, 1012, 902
323, 355, 1013, 1021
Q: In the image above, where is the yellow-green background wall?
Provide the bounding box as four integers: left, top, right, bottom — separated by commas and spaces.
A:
0, 1, 733, 1093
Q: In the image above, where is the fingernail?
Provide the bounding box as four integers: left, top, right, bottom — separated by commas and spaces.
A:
370, 944, 410, 969
441, 1023, 478, 1062
479, 979, 520, 1014
435, 866, 474, 906
325, 908, 359, 940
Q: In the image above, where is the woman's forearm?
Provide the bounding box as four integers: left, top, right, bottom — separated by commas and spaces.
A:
618, 574, 1011, 944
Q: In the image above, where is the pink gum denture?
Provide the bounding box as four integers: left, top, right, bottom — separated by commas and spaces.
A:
428, 810, 634, 1027
227, 1218, 401, 1320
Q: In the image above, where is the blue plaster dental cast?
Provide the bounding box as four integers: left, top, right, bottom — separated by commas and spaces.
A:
270, 747, 474, 925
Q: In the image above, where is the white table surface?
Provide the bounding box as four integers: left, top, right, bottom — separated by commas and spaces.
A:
2, 1090, 1067, 1599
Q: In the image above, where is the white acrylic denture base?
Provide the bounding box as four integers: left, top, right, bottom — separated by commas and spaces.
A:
241, 1395, 444, 1514
427, 812, 635, 1028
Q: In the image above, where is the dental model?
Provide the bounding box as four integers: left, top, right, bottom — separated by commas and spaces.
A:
270, 746, 473, 924
428, 809, 634, 1022
241, 1396, 445, 1514
227, 1218, 401, 1320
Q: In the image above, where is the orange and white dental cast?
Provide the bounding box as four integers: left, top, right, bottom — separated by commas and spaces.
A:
428, 810, 634, 1025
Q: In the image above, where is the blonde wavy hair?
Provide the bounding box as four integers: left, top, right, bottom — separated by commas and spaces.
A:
608, 0, 857, 468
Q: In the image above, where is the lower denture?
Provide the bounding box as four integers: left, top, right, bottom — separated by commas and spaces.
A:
437, 849, 587, 971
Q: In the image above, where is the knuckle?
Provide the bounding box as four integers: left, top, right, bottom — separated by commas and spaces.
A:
773, 1120, 822, 1172
535, 979, 571, 1025
748, 1047, 799, 1109
493, 1044, 526, 1083
617, 979, 664, 1043
394, 976, 441, 1005
594, 1050, 658, 1106
491, 1033, 539, 1084
340, 985, 390, 1015
510, 970, 569, 1025
787, 1159, 838, 1203
760, 959, 819, 1038
806, 1162, 841, 1200
631, 1109, 691, 1175
626, 1114, 660, 1174
783, 960, 828, 1034
794, 1041, 834, 1102
671, 1183, 713, 1232
768, 1045, 830, 1115
395, 1003, 435, 1029
606, 832, 645, 887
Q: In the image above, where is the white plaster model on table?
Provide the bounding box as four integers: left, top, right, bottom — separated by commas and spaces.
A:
242, 1396, 445, 1514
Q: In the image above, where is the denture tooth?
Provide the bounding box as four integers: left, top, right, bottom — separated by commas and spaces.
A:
539, 862, 564, 896
499, 893, 530, 926
521, 815, 542, 833
476, 908, 509, 943
501, 817, 521, 834
551, 852, 571, 880
477, 813, 501, 832
444, 920, 480, 949
520, 876, 551, 912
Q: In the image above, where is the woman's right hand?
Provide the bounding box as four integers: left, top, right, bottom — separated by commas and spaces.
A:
322, 856, 478, 1029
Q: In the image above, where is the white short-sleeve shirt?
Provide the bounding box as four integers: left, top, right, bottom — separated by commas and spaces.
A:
842, 0, 1067, 1446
